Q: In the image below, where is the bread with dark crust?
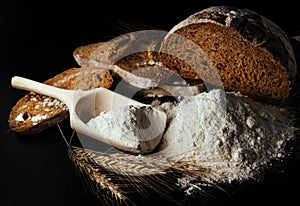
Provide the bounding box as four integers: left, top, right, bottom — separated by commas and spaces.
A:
9, 66, 113, 135
159, 6, 297, 103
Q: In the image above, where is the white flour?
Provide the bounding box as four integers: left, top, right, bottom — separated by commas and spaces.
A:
86, 105, 166, 153
86, 88, 295, 185
157, 89, 295, 183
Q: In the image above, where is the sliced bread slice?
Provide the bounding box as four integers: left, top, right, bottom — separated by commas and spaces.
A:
73, 39, 206, 89
9, 66, 113, 135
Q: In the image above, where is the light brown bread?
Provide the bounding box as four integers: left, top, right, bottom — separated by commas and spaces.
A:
73, 42, 106, 67
9, 66, 113, 135
159, 6, 297, 103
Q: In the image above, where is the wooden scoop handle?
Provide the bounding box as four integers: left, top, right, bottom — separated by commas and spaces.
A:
11, 76, 75, 108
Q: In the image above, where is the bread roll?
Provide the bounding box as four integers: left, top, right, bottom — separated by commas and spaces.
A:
159, 6, 297, 103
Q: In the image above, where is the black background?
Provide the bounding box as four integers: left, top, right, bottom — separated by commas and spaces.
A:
1, 0, 300, 205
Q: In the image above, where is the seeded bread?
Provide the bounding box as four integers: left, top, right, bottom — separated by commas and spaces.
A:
73, 41, 161, 73
9, 66, 113, 135
73, 40, 206, 89
159, 6, 297, 103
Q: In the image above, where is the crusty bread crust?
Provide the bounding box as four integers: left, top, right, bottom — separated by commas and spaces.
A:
73, 40, 207, 89
73, 42, 105, 66
9, 66, 113, 135
159, 6, 297, 103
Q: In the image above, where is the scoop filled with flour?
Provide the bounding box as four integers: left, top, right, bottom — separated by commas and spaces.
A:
157, 89, 295, 183
86, 105, 167, 153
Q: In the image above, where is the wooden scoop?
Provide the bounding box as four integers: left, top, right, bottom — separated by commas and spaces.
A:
11, 76, 167, 153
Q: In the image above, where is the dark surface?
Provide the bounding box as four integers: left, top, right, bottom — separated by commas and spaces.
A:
1, 1, 300, 206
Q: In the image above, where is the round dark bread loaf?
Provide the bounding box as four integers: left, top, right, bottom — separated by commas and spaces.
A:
159, 6, 297, 103
9, 66, 113, 135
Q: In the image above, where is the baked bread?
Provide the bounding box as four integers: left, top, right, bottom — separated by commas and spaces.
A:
73, 39, 206, 89
9, 66, 113, 135
73, 42, 106, 67
159, 6, 297, 103
73, 41, 162, 73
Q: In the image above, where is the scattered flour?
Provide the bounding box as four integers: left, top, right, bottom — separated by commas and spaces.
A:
86, 105, 166, 153
157, 89, 295, 183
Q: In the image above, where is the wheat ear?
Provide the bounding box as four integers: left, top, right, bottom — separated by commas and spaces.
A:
57, 123, 224, 205
69, 146, 133, 205
57, 124, 182, 205
57, 124, 132, 205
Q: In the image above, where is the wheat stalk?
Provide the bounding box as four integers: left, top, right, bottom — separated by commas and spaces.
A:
69, 146, 137, 206
57, 124, 131, 205
57, 124, 179, 204
68, 145, 195, 205
57, 123, 221, 205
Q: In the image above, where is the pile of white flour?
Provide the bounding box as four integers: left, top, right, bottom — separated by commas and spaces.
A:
86, 105, 166, 153
86, 88, 295, 184
157, 89, 295, 183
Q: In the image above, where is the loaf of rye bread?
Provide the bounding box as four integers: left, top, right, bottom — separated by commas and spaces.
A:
159, 6, 297, 103
73, 41, 162, 73
9, 66, 113, 135
73, 39, 206, 88
73, 40, 173, 86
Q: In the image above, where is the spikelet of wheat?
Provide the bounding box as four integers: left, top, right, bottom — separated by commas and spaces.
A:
57, 123, 221, 206
58, 124, 175, 205
69, 145, 142, 206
